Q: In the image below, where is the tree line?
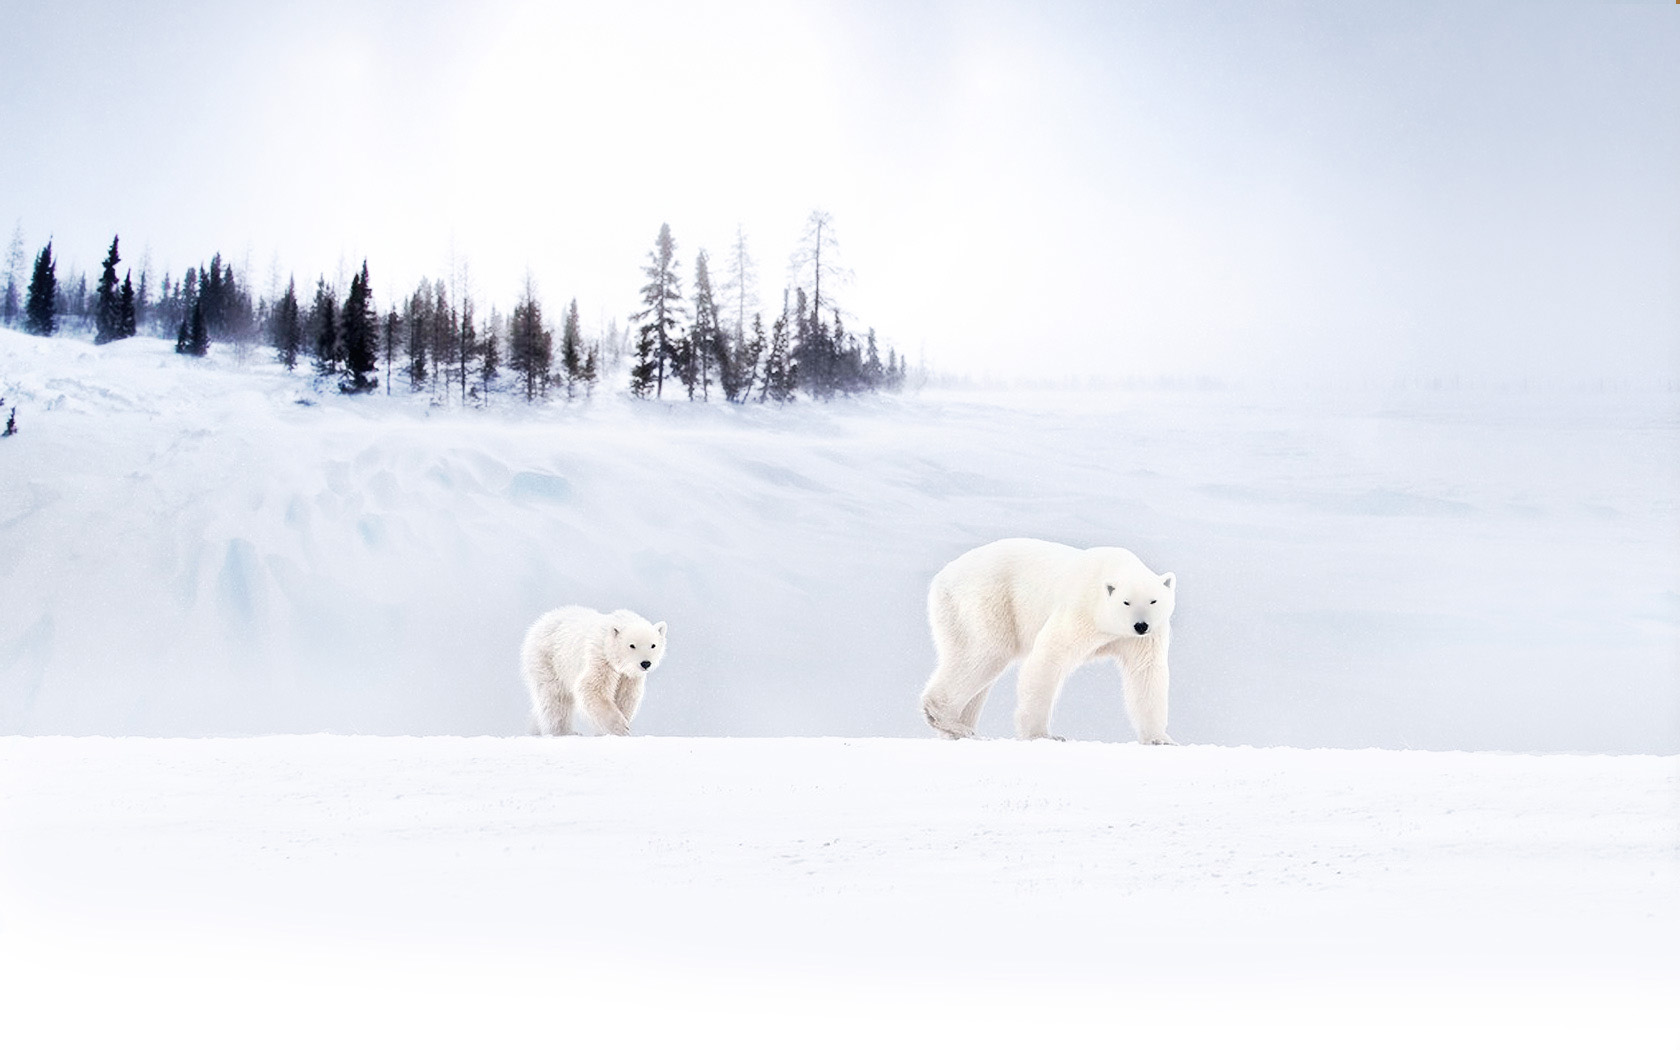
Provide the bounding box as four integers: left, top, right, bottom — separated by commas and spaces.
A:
1, 210, 910, 405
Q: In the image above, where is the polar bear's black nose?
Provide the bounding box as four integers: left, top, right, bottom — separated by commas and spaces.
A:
639, 660, 652, 670
1133, 622, 1149, 635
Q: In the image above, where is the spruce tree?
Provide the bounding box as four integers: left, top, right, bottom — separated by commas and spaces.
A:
629, 327, 659, 399
478, 322, 499, 404
383, 308, 401, 395
689, 249, 724, 401
118, 272, 137, 337
508, 280, 552, 402
405, 284, 429, 391
24, 241, 57, 336
630, 223, 685, 399
94, 236, 123, 343
429, 284, 455, 402
310, 278, 339, 375
759, 310, 796, 403
177, 296, 208, 356
190, 298, 210, 355
559, 298, 582, 399
338, 261, 377, 392
270, 277, 302, 370
734, 314, 766, 403
456, 296, 478, 404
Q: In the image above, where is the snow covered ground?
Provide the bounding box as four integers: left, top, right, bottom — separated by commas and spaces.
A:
2, 331, 1676, 752
1, 736, 1674, 1046
2, 331, 1677, 1044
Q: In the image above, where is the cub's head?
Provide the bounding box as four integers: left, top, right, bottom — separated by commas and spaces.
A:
607, 617, 667, 676
1100, 572, 1176, 638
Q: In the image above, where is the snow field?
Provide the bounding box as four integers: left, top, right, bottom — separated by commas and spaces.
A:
1, 736, 1675, 1047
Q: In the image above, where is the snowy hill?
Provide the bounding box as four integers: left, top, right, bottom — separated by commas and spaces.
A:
1, 736, 1674, 1047
2, 329, 1677, 751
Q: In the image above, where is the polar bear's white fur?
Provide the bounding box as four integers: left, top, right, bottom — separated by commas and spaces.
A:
522, 606, 667, 736
920, 538, 1177, 743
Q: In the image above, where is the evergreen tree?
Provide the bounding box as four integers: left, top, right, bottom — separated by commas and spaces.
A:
24, 241, 58, 336
405, 283, 430, 391
629, 326, 659, 399
310, 278, 339, 375
339, 261, 378, 393
270, 277, 302, 370
118, 272, 137, 337
94, 236, 123, 343
689, 249, 725, 401
559, 298, 583, 399
2, 223, 24, 327
456, 296, 479, 404
478, 320, 499, 404
508, 280, 552, 402
382, 308, 401, 395
429, 284, 455, 403
759, 310, 796, 403
630, 223, 685, 399
734, 313, 766, 403
177, 296, 208, 356
579, 340, 599, 395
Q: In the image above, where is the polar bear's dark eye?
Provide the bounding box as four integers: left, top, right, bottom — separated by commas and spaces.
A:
1122, 601, 1130, 606
629, 644, 637, 649
1150, 600, 1157, 604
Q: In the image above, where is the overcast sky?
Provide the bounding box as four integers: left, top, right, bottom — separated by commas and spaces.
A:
3, 0, 1675, 381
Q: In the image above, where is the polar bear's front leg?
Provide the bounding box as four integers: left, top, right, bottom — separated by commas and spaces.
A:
576, 667, 632, 736
1015, 643, 1075, 741
1118, 636, 1174, 744
614, 673, 646, 725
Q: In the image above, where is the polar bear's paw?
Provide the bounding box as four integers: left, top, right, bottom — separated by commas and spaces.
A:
923, 707, 975, 740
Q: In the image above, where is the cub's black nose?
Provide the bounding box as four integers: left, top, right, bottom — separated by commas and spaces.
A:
640, 660, 652, 670
1133, 622, 1149, 635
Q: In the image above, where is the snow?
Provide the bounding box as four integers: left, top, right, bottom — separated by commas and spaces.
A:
2, 331, 1676, 751
1, 736, 1674, 1046
2, 331, 1677, 1044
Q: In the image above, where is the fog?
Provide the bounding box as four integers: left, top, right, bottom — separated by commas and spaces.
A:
3, 0, 1675, 382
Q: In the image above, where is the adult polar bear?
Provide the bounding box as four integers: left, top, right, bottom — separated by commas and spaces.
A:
920, 539, 1177, 743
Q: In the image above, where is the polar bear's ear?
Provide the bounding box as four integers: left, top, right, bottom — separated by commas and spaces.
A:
1161, 572, 1175, 589
611, 625, 621, 637
655, 621, 667, 637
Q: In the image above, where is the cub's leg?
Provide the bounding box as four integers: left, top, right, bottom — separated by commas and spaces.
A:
526, 651, 576, 736
576, 666, 632, 736
614, 673, 647, 726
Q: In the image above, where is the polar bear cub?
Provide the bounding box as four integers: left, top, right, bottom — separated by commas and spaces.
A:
920, 538, 1177, 743
522, 606, 667, 736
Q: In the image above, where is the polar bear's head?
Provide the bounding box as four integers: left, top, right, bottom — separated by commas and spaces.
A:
1100, 571, 1176, 639
606, 616, 667, 676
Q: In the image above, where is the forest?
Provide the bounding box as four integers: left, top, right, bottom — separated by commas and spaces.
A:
0, 210, 910, 406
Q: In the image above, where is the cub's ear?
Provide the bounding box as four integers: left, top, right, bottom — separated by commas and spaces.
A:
1161, 572, 1175, 590
611, 625, 621, 637
1106, 584, 1115, 596
655, 621, 667, 637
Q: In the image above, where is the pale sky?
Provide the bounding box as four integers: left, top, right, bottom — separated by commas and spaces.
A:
3, 0, 1676, 381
